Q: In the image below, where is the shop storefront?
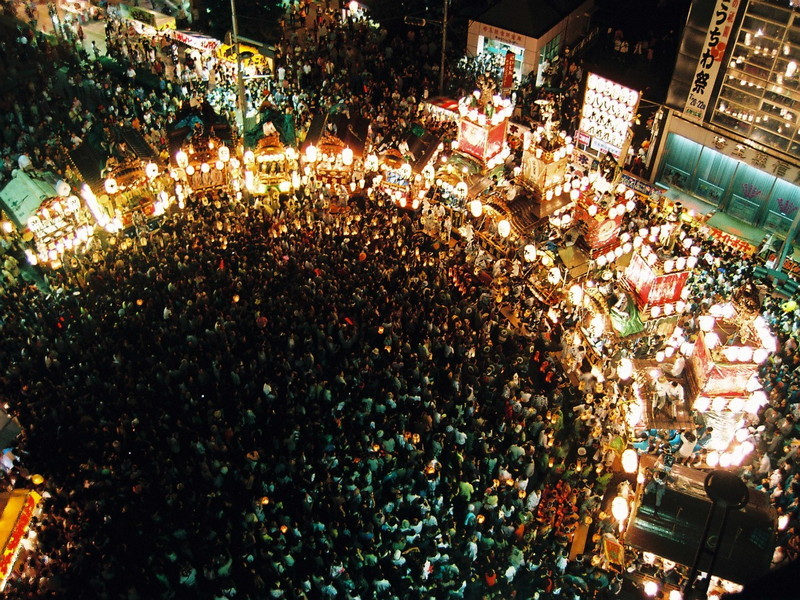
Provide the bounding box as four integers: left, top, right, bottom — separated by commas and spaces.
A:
655, 125, 800, 240
466, 0, 593, 84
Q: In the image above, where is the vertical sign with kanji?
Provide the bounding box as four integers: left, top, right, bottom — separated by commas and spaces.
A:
502, 51, 516, 92
683, 0, 740, 124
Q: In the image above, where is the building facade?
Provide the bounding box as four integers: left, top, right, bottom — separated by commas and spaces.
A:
653, 0, 800, 241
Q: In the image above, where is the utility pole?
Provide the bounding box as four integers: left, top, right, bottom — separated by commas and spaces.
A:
230, 0, 248, 147
439, 0, 448, 95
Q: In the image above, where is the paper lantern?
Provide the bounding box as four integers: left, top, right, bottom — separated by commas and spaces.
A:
621, 448, 638, 473
699, 315, 716, 332
469, 200, 483, 218
342, 147, 354, 166
694, 396, 711, 412
643, 580, 659, 597
611, 495, 629, 522
497, 220, 511, 238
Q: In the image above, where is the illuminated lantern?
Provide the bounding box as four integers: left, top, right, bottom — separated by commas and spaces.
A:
524, 244, 537, 262
145, 162, 159, 179
469, 200, 483, 218
342, 147, 354, 166
698, 315, 716, 332
305, 145, 318, 162
643, 581, 659, 597
621, 448, 638, 473
176, 150, 189, 168
694, 396, 711, 412
104, 178, 118, 195
706, 451, 720, 468
611, 495, 629, 522
498, 220, 511, 238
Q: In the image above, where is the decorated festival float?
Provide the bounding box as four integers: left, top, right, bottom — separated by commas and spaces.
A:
607, 452, 776, 600
243, 132, 298, 203
302, 134, 357, 210
686, 284, 776, 463
169, 101, 235, 195
100, 157, 176, 234
0, 171, 96, 268
0, 489, 42, 592
519, 100, 577, 219
455, 74, 513, 172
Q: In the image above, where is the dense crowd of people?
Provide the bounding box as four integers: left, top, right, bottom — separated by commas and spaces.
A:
0, 1, 797, 599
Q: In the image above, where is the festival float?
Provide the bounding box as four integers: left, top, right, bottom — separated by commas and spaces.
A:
303, 134, 357, 207
169, 101, 235, 194
519, 100, 577, 218
572, 180, 638, 260
431, 162, 468, 212
614, 454, 774, 600
686, 284, 776, 464
0, 489, 42, 591
101, 158, 175, 232
0, 171, 95, 267
455, 74, 513, 170
243, 133, 299, 202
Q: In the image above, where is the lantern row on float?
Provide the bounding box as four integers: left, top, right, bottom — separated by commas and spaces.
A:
455, 90, 512, 165
578, 73, 640, 156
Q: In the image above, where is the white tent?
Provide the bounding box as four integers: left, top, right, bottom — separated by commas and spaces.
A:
0, 171, 60, 229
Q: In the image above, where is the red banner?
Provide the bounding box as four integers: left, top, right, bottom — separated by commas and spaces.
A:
502, 51, 516, 90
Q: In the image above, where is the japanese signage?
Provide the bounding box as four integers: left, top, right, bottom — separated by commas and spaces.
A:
683, 0, 740, 124
502, 51, 516, 90
478, 23, 525, 47
578, 73, 639, 158
169, 30, 221, 52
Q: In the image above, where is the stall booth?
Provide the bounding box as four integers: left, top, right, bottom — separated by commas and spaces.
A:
0, 489, 42, 591
243, 134, 298, 201
111, 3, 176, 34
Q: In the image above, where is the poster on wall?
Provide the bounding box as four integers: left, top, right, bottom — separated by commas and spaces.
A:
682, 0, 741, 124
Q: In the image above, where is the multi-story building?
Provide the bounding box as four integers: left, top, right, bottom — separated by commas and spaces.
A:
652, 0, 800, 244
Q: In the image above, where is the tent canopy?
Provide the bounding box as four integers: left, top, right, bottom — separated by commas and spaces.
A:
0, 171, 59, 229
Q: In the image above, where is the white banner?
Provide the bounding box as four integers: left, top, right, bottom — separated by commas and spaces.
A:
683, 0, 741, 124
